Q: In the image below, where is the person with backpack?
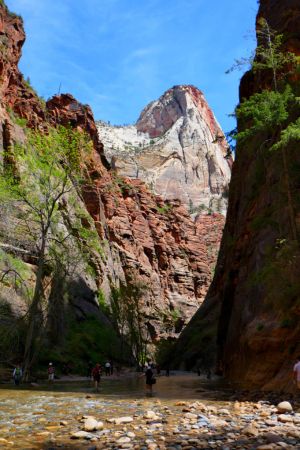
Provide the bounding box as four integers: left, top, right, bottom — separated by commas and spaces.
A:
140, 360, 156, 395
48, 362, 55, 383
13, 365, 22, 386
105, 361, 111, 376
92, 363, 102, 392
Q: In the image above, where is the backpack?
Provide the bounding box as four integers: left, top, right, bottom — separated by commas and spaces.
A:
15, 368, 21, 378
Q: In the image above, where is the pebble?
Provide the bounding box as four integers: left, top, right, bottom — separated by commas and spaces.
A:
276, 402, 293, 413
144, 410, 160, 420
277, 414, 293, 423
71, 430, 94, 439
83, 416, 103, 431
184, 413, 198, 420
108, 416, 134, 424
117, 436, 131, 443
2, 384, 300, 450
242, 424, 259, 436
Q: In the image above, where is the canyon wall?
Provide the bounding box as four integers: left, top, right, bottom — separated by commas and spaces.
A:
0, 1, 224, 348
176, 0, 300, 392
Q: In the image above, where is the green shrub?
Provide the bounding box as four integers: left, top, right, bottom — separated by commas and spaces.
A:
234, 86, 294, 143
157, 203, 172, 214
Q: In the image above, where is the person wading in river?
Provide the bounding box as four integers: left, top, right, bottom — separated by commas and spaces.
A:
48, 362, 55, 383
140, 361, 156, 395
105, 361, 111, 376
92, 363, 102, 392
293, 356, 300, 389
13, 364, 22, 386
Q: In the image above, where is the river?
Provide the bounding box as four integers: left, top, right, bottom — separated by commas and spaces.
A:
0, 373, 299, 449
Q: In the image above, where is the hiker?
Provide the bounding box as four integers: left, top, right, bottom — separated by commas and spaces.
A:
293, 356, 300, 389
105, 361, 111, 376
140, 361, 156, 395
48, 362, 55, 383
13, 365, 22, 386
110, 360, 114, 376
92, 363, 102, 392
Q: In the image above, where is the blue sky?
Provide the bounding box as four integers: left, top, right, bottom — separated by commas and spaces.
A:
6, 0, 257, 133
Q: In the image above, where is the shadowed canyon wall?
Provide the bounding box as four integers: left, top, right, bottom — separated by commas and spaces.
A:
176, 0, 300, 392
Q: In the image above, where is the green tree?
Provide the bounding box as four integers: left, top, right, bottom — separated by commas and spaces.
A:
229, 19, 300, 242
0, 126, 92, 378
254, 18, 297, 92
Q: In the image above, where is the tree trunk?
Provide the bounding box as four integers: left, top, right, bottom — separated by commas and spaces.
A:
23, 238, 46, 380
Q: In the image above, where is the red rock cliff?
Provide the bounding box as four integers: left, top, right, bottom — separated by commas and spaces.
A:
0, 1, 224, 340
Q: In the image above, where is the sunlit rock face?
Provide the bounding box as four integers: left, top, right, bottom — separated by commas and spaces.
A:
97, 85, 232, 215
0, 1, 226, 342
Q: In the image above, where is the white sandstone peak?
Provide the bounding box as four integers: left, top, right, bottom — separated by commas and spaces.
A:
96, 85, 232, 215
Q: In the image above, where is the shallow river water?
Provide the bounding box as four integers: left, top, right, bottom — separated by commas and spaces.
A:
0, 374, 299, 450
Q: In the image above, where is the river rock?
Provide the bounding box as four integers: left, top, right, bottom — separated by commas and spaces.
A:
0, 438, 14, 445
265, 432, 282, 443
276, 402, 293, 413
147, 444, 157, 450
117, 436, 131, 443
144, 411, 159, 420
207, 405, 217, 414
71, 431, 94, 439
242, 424, 259, 436
210, 418, 228, 427
184, 412, 198, 420
83, 417, 103, 431
36, 431, 51, 437
108, 416, 134, 424
277, 414, 293, 423
219, 408, 230, 415
256, 446, 276, 450
127, 432, 136, 438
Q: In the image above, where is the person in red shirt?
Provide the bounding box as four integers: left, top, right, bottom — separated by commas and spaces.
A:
92, 363, 102, 392
48, 363, 55, 383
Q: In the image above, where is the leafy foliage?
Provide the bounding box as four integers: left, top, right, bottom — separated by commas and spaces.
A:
254, 18, 298, 91
271, 117, 300, 151
233, 86, 296, 143
0, 126, 94, 376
